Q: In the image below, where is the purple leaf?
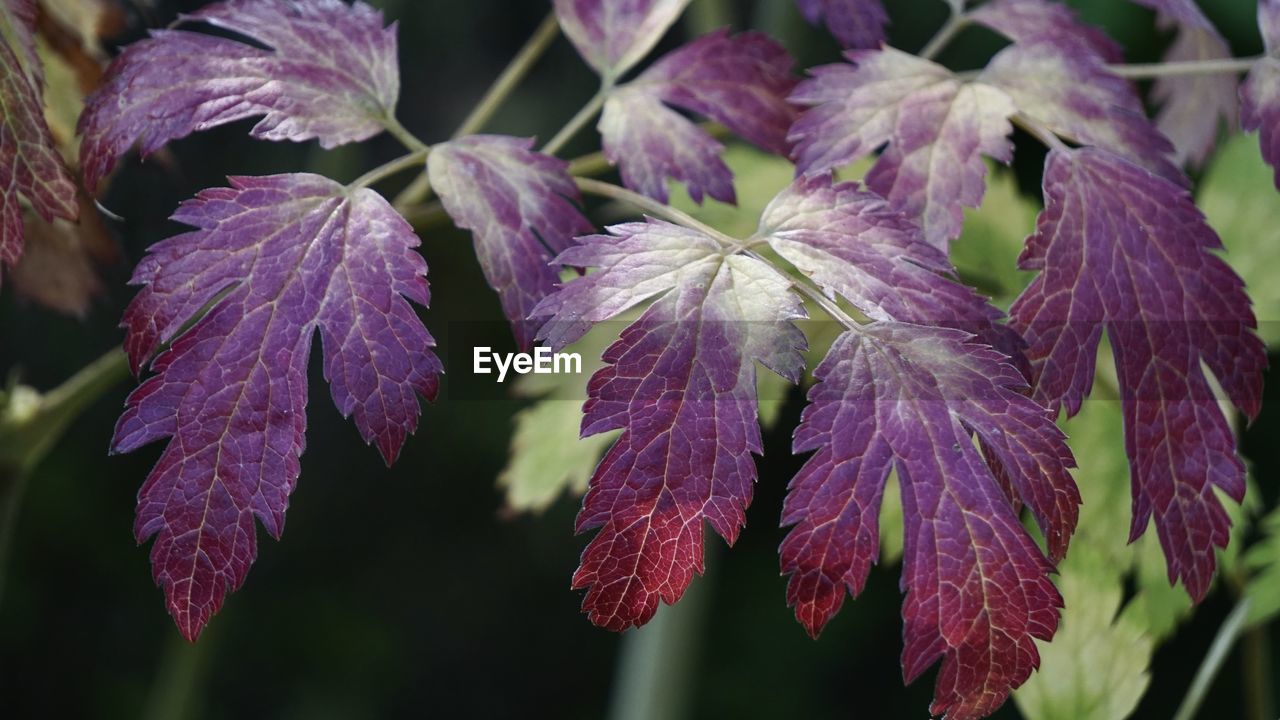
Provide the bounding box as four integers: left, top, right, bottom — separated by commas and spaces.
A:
794, 0, 888, 49
969, 0, 1124, 62
789, 48, 1016, 249
429, 135, 593, 349
761, 177, 1073, 559
1129, 0, 1238, 168
114, 174, 442, 640
554, 0, 692, 80
1, 0, 79, 281
601, 30, 797, 204
1009, 147, 1266, 601
534, 221, 806, 630
1242, 0, 1280, 188
78, 0, 401, 190
781, 324, 1070, 719
979, 41, 1187, 185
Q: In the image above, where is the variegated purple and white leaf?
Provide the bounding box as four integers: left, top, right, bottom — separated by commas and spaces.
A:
534, 221, 806, 630
113, 174, 442, 641
790, 48, 1016, 249
794, 0, 888, 49
1242, 0, 1280, 188
554, 0, 692, 80
601, 30, 796, 204
979, 41, 1186, 185
1, 0, 78, 281
429, 135, 593, 349
79, 0, 401, 189
1010, 147, 1265, 602
969, 0, 1124, 62
782, 323, 1071, 720
1130, 0, 1238, 168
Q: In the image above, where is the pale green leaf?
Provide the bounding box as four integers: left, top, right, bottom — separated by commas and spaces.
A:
1199, 133, 1280, 346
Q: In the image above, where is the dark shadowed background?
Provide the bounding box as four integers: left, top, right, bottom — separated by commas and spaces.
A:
1, 0, 1277, 718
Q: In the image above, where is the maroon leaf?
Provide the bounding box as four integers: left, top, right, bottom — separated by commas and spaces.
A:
113, 174, 441, 639
782, 324, 1069, 720
1010, 147, 1266, 601
969, 0, 1124, 62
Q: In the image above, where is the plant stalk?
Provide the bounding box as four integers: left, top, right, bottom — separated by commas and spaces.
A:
543, 83, 612, 157
1172, 598, 1253, 720
350, 149, 430, 190
453, 13, 562, 139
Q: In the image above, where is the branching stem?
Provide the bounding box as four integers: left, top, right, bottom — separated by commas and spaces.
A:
920, 8, 970, 61
1110, 56, 1263, 79
382, 115, 428, 153
574, 178, 866, 334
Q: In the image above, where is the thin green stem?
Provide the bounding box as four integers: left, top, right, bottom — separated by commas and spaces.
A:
543, 83, 612, 157
349, 149, 430, 190
0, 347, 131, 609
1241, 623, 1274, 720
920, 8, 969, 61
1110, 56, 1263, 79
958, 55, 1265, 82
575, 177, 734, 245
453, 13, 561, 139
1172, 598, 1253, 720
382, 115, 428, 153
393, 171, 434, 212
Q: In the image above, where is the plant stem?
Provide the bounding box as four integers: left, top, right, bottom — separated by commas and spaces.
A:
575, 178, 735, 245
958, 56, 1264, 82
920, 8, 969, 61
453, 13, 561, 139
1172, 597, 1253, 720
606, 548, 714, 720
543, 83, 612, 157
0, 347, 131, 608
349, 149, 430, 190
1109, 56, 1263, 79
1241, 623, 1274, 720
393, 172, 435, 212
382, 115, 428, 153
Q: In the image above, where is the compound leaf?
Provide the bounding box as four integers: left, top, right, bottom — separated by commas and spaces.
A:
113, 173, 442, 640
79, 0, 401, 189
968, 0, 1124, 62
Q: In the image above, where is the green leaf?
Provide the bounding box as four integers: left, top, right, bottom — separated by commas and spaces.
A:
499, 323, 618, 513
950, 166, 1039, 304
1199, 133, 1280, 347
1014, 544, 1154, 720
1245, 508, 1280, 627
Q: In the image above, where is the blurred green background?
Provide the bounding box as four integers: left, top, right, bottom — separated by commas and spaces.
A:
1, 0, 1278, 718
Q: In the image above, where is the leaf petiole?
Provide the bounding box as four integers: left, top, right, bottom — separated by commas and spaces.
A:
543, 82, 613, 156
349, 148, 431, 190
